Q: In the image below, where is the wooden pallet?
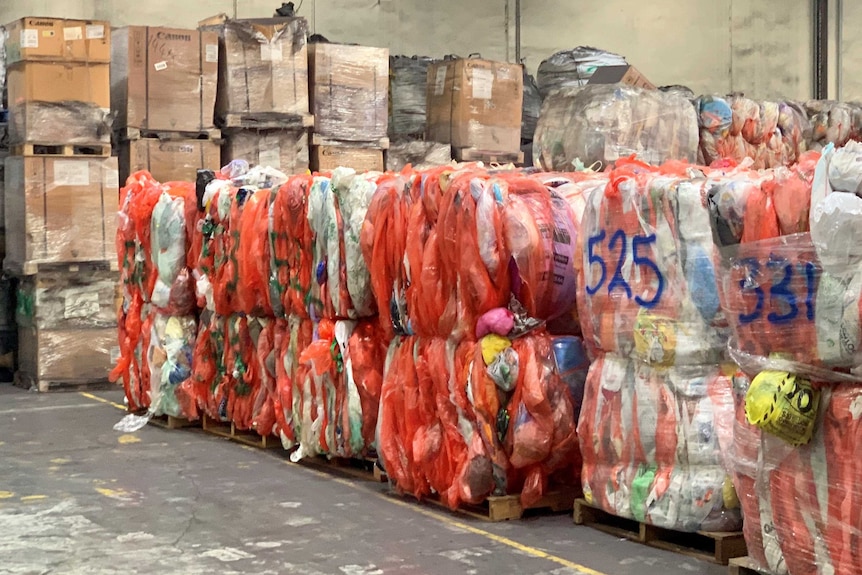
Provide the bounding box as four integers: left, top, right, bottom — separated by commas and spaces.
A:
148, 413, 201, 430
452, 147, 523, 164
119, 126, 222, 141
397, 487, 578, 522
728, 557, 772, 575
201, 415, 281, 449
311, 133, 390, 150
12, 142, 111, 157
220, 113, 314, 130
14, 371, 113, 393
5, 259, 118, 277
573, 499, 747, 565
298, 454, 388, 483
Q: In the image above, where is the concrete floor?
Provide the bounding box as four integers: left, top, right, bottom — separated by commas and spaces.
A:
0, 383, 726, 575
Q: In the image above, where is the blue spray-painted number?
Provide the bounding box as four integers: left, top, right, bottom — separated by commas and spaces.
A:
738, 256, 816, 325
585, 229, 663, 308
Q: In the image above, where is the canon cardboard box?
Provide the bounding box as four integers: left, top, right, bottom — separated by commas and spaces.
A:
309, 43, 389, 142
222, 129, 308, 173
426, 58, 523, 154
4, 156, 119, 273
112, 26, 218, 132
119, 138, 221, 184
310, 145, 384, 173
200, 14, 309, 118
5, 17, 110, 64
6, 62, 111, 144
586, 65, 656, 90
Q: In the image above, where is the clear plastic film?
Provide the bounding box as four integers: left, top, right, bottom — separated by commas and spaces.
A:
203, 15, 309, 117
309, 43, 389, 142
805, 99, 862, 151
8, 101, 112, 146
728, 375, 862, 575
385, 141, 452, 172
389, 55, 434, 138
696, 95, 810, 169
146, 313, 197, 418
16, 268, 118, 330
533, 84, 699, 171
222, 130, 309, 175
4, 156, 118, 273
536, 46, 627, 100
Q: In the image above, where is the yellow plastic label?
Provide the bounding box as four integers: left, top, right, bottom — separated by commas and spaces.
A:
745, 370, 820, 446
634, 310, 676, 366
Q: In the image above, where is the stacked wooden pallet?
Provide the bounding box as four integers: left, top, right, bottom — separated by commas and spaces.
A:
4, 17, 119, 391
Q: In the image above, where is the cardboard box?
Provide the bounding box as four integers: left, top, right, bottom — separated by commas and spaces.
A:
309, 43, 389, 142
6, 61, 111, 144
18, 326, 116, 383
112, 26, 218, 133
16, 267, 119, 330
4, 156, 119, 272
587, 65, 655, 90
119, 138, 221, 185
310, 145, 384, 173
222, 129, 308, 173
200, 14, 309, 118
426, 58, 523, 154
4, 17, 110, 65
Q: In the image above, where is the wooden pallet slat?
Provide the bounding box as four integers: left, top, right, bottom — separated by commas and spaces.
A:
728, 557, 771, 575
297, 454, 388, 483
201, 415, 281, 449
5, 259, 118, 277
452, 147, 524, 165
12, 142, 112, 158
220, 113, 314, 130
148, 413, 201, 430
395, 487, 578, 522
119, 126, 222, 141
311, 133, 389, 150
573, 498, 747, 565
14, 371, 113, 393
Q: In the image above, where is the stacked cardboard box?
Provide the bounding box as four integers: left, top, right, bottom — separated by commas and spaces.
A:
112, 26, 221, 183
200, 14, 311, 174
426, 57, 524, 163
308, 42, 388, 171
3, 17, 119, 390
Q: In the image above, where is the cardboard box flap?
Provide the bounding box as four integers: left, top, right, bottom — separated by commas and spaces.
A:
587, 65, 655, 90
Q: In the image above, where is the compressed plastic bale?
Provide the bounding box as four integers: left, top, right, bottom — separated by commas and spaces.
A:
806, 100, 854, 149
237, 188, 274, 317
295, 318, 339, 458
279, 175, 315, 318
224, 314, 260, 430
344, 319, 387, 451
536, 46, 627, 99
146, 314, 197, 418
389, 55, 433, 138
521, 69, 541, 142
533, 84, 699, 171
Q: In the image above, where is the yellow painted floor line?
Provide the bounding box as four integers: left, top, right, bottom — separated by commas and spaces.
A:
79, 392, 127, 411
77, 391, 610, 575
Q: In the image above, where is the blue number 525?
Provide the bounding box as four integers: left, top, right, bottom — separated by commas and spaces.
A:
585, 229, 664, 309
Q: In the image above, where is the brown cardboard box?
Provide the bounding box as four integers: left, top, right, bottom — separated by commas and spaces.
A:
587, 65, 656, 90
6, 61, 111, 144
112, 27, 218, 132
426, 58, 523, 154
310, 145, 384, 173
119, 138, 221, 184
5, 17, 110, 65
16, 267, 119, 330
4, 156, 119, 273
200, 14, 309, 118
18, 326, 116, 384
309, 43, 389, 142
222, 129, 308, 173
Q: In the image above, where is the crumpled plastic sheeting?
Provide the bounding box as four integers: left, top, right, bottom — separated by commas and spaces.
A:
578, 355, 742, 532
533, 85, 699, 171
728, 377, 862, 575
536, 46, 627, 100
146, 314, 197, 418
805, 99, 862, 151
377, 332, 581, 509
389, 55, 434, 138
696, 95, 810, 169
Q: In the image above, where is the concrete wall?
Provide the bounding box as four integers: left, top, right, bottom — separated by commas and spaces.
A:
0, 0, 847, 101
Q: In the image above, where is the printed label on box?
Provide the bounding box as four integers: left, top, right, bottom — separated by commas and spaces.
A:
64, 292, 100, 319
86, 25, 105, 39
105, 168, 120, 189
434, 66, 448, 96
63, 27, 83, 41
42, 30, 55, 38
53, 161, 90, 187
20, 29, 39, 48
205, 44, 218, 63
259, 148, 281, 170
154, 61, 168, 71
471, 68, 494, 100
260, 42, 283, 62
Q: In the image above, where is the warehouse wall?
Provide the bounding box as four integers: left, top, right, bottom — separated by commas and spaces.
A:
0, 0, 836, 101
